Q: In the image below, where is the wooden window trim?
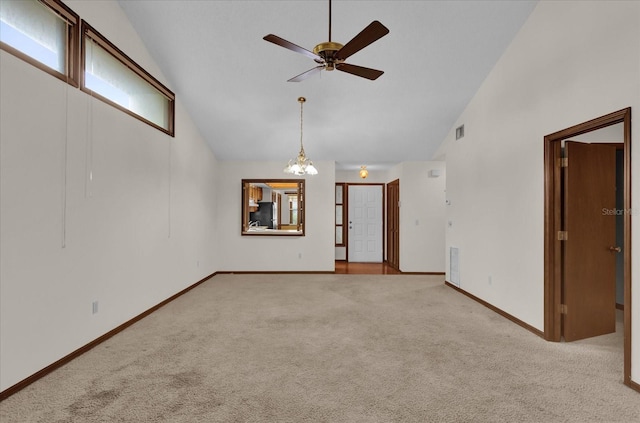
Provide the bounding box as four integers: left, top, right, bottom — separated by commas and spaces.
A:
0, 1, 175, 136
80, 20, 175, 137
241, 179, 305, 236
335, 183, 346, 246
0, 0, 79, 87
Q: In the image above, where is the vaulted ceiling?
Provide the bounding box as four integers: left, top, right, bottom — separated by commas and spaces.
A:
118, 0, 538, 170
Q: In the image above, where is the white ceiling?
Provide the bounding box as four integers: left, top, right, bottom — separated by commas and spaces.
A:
117, 0, 538, 170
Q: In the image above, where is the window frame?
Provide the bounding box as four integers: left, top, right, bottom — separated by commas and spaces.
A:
335, 183, 346, 246
0, 0, 80, 87
80, 20, 175, 137
241, 179, 305, 236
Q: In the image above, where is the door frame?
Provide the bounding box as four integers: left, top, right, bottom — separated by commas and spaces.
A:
346, 183, 385, 263
386, 179, 400, 270
543, 107, 632, 386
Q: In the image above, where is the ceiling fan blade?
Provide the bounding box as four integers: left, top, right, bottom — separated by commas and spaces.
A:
334, 21, 389, 61
335, 63, 384, 80
263, 34, 321, 60
288, 66, 324, 82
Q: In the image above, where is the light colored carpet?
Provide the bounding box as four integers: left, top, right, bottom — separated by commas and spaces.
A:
1, 274, 638, 422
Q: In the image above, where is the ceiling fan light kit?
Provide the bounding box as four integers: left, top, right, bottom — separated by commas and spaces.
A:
263, 0, 389, 82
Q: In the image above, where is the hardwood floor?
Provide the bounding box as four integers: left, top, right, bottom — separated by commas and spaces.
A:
334, 261, 402, 275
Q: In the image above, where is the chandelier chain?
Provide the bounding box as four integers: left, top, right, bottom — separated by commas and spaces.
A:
300, 99, 304, 153
284, 96, 317, 175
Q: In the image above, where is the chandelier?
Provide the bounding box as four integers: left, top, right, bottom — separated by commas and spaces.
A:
284, 97, 318, 175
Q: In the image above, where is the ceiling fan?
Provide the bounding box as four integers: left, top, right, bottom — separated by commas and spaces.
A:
263, 0, 389, 82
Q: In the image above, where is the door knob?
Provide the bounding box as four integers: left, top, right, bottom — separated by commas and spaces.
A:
609, 246, 622, 253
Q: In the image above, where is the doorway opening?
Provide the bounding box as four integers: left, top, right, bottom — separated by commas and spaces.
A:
543, 108, 632, 386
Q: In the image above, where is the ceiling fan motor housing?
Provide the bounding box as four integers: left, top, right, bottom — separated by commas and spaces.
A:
313, 41, 344, 70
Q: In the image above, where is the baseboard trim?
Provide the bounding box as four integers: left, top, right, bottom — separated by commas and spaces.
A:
627, 379, 640, 393
444, 281, 544, 339
0, 272, 218, 402
217, 270, 445, 276
217, 271, 335, 274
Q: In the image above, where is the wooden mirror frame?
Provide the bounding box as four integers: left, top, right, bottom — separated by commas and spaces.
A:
241, 179, 305, 236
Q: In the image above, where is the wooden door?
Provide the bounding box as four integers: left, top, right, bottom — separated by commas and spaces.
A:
386, 180, 400, 270
348, 185, 383, 262
562, 141, 617, 341
614, 149, 624, 306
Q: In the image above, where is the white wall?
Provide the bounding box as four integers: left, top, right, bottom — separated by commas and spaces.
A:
398, 162, 446, 272
436, 1, 640, 382
216, 161, 335, 272
0, 1, 219, 391
387, 162, 446, 273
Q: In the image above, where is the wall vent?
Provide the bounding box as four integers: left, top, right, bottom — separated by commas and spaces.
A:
455, 124, 465, 140
450, 247, 460, 287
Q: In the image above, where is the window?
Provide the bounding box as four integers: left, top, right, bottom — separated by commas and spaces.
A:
0, 1, 175, 136
289, 195, 298, 224
335, 183, 346, 246
242, 179, 305, 236
0, 0, 79, 85
81, 21, 175, 136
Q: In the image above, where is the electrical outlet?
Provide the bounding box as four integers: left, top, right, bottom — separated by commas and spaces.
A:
488, 276, 492, 286
298, 252, 302, 259
92, 301, 99, 314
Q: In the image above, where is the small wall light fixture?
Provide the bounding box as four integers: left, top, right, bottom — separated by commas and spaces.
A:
359, 165, 369, 179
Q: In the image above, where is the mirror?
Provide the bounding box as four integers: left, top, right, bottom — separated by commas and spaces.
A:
242, 179, 305, 236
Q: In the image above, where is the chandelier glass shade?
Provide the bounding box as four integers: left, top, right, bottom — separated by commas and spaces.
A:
359, 165, 369, 179
284, 97, 318, 175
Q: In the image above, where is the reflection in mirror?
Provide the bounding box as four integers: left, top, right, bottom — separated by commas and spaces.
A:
242, 179, 305, 236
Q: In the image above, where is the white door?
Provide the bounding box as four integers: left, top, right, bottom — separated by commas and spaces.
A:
348, 185, 383, 262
